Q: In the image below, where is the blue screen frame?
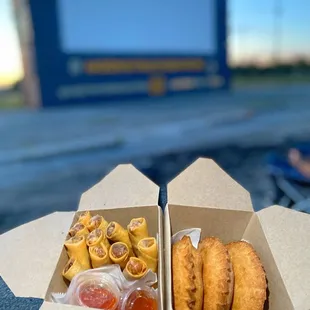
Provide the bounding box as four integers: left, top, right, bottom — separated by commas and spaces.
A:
28, 0, 229, 107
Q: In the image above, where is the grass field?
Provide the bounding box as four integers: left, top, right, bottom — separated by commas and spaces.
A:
0, 90, 23, 109
233, 74, 310, 87
1, 74, 310, 109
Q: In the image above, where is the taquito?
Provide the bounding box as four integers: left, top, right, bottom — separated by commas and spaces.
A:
77, 211, 91, 226
89, 244, 112, 268
64, 235, 91, 269
109, 242, 131, 269
69, 222, 89, 238
172, 236, 203, 310
106, 221, 133, 252
226, 241, 267, 310
86, 214, 109, 232
123, 257, 148, 281
127, 217, 149, 255
199, 237, 234, 310
86, 228, 110, 250
137, 237, 158, 273
62, 257, 87, 282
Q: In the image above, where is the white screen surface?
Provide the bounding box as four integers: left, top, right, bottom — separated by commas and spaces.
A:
58, 0, 216, 55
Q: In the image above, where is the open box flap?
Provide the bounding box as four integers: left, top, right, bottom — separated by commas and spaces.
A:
168, 158, 253, 211
257, 205, 310, 309
40, 301, 97, 309
78, 164, 159, 210
0, 211, 74, 298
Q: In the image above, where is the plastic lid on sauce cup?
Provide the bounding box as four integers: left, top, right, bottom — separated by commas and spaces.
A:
76, 278, 120, 310
120, 285, 158, 310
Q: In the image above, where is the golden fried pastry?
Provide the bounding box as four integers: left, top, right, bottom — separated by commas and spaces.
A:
226, 241, 267, 310
87, 215, 109, 232
77, 211, 92, 226
198, 237, 234, 310
137, 237, 158, 273
109, 242, 131, 269
64, 235, 91, 269
62, 257, 87, 281
106, 221, 133, 254
128, 217, 149, 255
69, 222, 89, 238
123, 257, 148, 281
172, 236, 203, 310
89, 244, 112, 268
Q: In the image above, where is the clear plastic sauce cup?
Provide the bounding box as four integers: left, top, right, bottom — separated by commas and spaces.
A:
120, 285, 158, 310
76, 278, 120, 310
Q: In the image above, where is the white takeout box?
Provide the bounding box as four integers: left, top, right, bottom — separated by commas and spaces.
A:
0, 164, 164, 309
165, 158, 310, 310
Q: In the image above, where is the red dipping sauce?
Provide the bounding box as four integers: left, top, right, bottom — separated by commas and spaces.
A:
78, 284, 118, 309
123, 288, 157, 310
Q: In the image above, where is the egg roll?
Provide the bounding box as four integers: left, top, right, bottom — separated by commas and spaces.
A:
109, 242, 131, 269
62, 257, 87, 282
78, 211, 92, 226
123, 257, 148, 281
106, 221, 133, 252
128, 218, 149, 255
172, 236, 203, 310
137, 237, 158, 273
86, 228, 110, 250
69, 222, 89, 238
89, 244, 112, 268
64, 235, 91, 269
86, 214, 109, 232
199, 237, 234, 310
226, 241, 267, 310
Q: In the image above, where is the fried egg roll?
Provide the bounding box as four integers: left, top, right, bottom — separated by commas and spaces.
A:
123, 257, 148, 281
86, 228, 111, 251
77, 211, 92, 226
128, 218, 149, 255
62, 257, 87, 282
172, 236, 203, 310
106, 221, 133, 252
89, 244, 112, 268
69, 222, 89, 238
199, 237, 234, 310
137, 237, 158, 273
226, 241, 267, 310
86, 214, 109, 232
64, 235, 91, 269
109, 242, 130, 269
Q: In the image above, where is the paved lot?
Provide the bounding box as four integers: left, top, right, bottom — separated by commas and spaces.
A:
1, 84, 310, 233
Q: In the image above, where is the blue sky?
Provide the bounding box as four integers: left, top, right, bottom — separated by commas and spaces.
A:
0, 0, 309, 86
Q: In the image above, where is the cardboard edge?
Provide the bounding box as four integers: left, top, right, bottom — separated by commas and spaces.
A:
78, 164, 159, 211
167, 158, 254, 212
157, 205, 165, 310
0, 211, 75, 299
257, 205, 310, 309
164, 204, 173, 310
243, 213, 294, 310
40, 301, 97, 309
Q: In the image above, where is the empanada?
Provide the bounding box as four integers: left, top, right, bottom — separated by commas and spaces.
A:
172, 236, 203, 310
226, 241, 267, 310
198, 237, 234, 310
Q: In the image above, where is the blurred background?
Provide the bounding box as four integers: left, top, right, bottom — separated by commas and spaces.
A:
1, 0, 310, 233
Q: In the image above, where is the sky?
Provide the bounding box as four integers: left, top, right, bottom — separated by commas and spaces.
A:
0, 0, 309, 88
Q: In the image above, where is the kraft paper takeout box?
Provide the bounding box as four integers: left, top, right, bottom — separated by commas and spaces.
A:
0, 164, 164, 310
165, 158, 310, 310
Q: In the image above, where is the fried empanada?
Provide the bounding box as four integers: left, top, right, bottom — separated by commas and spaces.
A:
172, 236, 203, 310
198, 237, 234, 310
226, 241, 267, 310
